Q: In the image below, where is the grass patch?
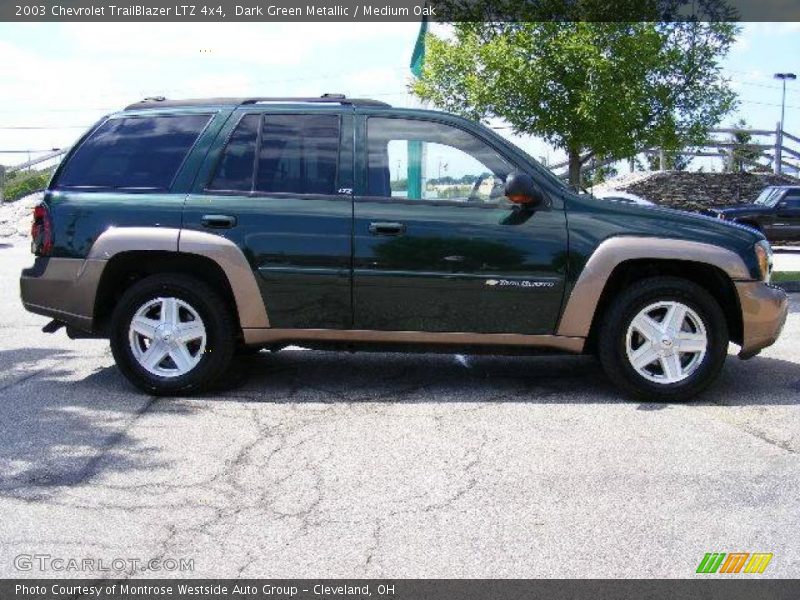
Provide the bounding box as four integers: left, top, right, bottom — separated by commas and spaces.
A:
772, 271, 800, 282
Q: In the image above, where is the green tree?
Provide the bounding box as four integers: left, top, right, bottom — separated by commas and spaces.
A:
582, 159, 618, 188
412, 22, 738, 187
644, 150, 694, 171
722, 119, 762, 172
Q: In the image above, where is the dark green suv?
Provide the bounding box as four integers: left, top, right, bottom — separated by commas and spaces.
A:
20, 95, 788, 400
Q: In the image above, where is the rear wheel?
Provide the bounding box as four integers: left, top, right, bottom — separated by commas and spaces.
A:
598, 276, 728, 401
110, 274, 236, 395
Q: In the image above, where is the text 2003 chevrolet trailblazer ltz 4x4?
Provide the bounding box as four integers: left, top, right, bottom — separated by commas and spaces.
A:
21, 95, 788, 400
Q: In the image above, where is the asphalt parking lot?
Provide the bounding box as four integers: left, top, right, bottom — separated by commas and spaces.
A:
0, 239, 799, 579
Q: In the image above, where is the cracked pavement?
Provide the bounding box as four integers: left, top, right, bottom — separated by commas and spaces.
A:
1, 239, 799, 578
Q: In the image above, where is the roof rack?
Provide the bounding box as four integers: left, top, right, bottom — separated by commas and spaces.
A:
124, 94, 390, 110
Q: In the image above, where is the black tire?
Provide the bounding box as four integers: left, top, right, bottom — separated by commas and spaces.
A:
235, 344, 264, 356
109, 274, 236, 396
598, 276, 729, 401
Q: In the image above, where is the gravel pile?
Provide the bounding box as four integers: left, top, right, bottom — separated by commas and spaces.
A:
0, 192, 43, 239
593, 170, 799, 210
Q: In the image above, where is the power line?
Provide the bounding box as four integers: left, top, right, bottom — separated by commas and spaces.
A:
0, 149, 63, 153
0, 125, 90, 129
738, 98, 800, 110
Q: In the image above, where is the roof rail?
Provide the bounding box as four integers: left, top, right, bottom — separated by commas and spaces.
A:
124, 94, 390, 110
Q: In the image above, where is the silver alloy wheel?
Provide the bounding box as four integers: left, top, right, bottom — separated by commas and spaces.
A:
128, 297, 207, 378
625, 301, 708, 385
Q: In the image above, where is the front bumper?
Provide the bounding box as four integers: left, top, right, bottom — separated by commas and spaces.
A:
735, 281, 789, 359
20, 256, 105, 332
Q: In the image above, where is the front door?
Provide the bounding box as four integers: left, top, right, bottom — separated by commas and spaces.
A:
352, 115, 568, 335
774, 189, 800, 241
183, 108, 354, 329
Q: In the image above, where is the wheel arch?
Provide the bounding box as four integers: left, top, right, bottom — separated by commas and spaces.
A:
583, 259, 743, 352
88, 227, 269, 334
93, 250, 241, 334
557, 237, 748, 349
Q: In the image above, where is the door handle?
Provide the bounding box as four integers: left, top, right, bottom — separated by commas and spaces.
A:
201, 214, 237, 229
368, 222, 406, 236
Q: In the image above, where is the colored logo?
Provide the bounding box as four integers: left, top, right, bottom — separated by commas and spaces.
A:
696, 552, 773, 574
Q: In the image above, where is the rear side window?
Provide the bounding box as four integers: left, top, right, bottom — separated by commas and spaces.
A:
207, 113, 341, 196
56, 114, 211, 191
208, 114, 259, 191
256, 114, 340, 195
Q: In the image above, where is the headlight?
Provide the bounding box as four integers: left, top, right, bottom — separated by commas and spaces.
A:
754, 240, 772, 283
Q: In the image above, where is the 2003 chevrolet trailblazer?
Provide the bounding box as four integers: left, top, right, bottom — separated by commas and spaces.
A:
20, 95, 788, 399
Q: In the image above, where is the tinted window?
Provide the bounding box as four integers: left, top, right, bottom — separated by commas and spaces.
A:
367, 118, 512, 202
783, 192, 800, 208
57, 114, 210, 191
256, 114, 340, 195
208, 114, 259, 191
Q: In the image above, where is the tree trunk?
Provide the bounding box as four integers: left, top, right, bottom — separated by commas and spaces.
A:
568, 148, 582, 189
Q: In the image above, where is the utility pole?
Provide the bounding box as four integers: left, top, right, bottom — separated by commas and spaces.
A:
773, 72, 796, 174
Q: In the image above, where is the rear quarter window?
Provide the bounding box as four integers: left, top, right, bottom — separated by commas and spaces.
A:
55, 113, 211, 191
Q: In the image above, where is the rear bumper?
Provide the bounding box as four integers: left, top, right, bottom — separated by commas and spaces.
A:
20, 256, 105, 332
736, 281, 789, 359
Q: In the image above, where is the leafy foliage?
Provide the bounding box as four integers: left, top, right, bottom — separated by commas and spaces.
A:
412, 21, 738, 186
722, 119, 763, 172
2, 168, 52, 202
643, 150, 694, 171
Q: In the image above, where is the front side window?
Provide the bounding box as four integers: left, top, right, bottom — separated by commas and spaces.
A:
367, 117, 513, 202
57, 114, 210, 191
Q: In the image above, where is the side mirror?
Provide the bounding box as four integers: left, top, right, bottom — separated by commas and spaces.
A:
777, 201, 788, 209
505, 172, 543, 206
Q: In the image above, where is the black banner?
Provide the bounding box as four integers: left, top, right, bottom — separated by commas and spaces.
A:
2, 0, 799, 22
3, 580, 800, 600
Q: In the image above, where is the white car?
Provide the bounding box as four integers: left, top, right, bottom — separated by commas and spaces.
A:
593, 190, 655, 206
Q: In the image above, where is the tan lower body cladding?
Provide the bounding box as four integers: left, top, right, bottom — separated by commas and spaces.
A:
557, 236, 753, 338
242, 328, 586, 354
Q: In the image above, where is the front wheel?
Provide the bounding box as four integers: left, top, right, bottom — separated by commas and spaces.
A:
598, 277, 729, 401
110, 274, 236, 395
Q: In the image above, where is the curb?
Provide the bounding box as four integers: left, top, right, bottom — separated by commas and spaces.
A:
774, 281, 800, 293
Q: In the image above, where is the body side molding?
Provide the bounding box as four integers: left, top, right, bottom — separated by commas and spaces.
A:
557, 236, 752, 338
242, 328, 586, 353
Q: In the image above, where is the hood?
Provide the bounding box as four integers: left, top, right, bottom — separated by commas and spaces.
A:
705, 203, 772, 217
568, 193, 765, 249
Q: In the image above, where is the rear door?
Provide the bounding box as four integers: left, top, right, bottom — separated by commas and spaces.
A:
352, 113, 568, 335
183, 107, 354, 329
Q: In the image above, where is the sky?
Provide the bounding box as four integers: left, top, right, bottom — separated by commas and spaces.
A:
0, 22, 799, 173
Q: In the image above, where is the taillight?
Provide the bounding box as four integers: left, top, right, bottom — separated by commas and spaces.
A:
31, 203, 53, 256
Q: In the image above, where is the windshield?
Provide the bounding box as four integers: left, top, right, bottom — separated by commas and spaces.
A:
754, 187, 782, 207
